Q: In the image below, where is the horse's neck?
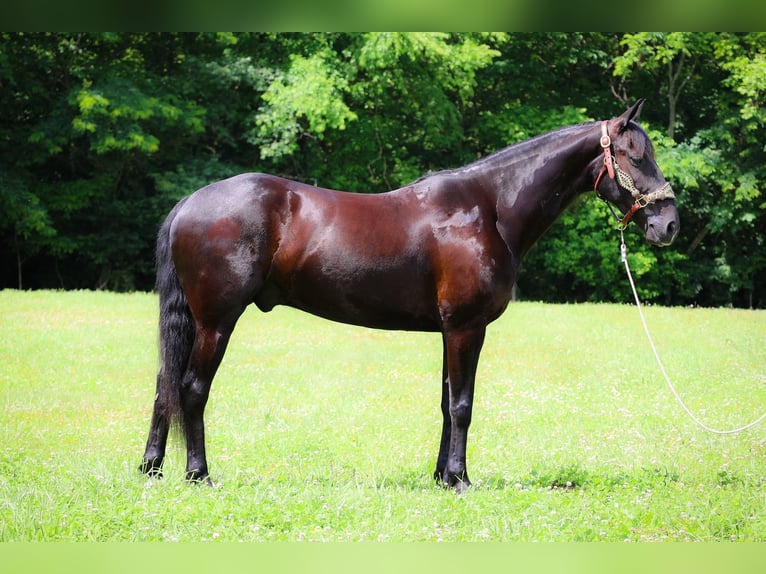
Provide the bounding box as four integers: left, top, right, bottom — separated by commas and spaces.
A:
479, 121, 601, 259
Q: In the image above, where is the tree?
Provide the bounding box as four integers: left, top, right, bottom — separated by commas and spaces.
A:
613, 32, 766, 307
1, 33, 764, 307
2, 33, 213, 289
613, 32, 719, 141
252, 32, 505, 190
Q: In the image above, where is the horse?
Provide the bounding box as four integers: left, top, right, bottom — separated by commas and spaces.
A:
140, 99, 680, 491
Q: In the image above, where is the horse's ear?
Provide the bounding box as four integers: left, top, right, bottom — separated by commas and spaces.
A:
616, 98, 645, 133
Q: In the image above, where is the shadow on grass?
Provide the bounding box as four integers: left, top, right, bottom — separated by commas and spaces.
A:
210, 464, 676, 492
475, 464, 684, 492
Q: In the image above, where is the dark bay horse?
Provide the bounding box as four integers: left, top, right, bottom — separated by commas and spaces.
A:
140, 100, 679, 491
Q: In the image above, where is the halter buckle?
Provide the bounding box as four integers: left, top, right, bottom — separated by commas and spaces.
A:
600, 121, 615, 180
635, 194, 651, 209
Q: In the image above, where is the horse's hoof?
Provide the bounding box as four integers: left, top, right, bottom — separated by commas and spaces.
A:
185, 469, 213, 486
453, 479, 472, 494
440, 471, 471, 493
139, 458, 164, 479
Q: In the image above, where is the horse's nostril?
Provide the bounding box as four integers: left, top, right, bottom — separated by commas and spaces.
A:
667, 220, 677, 238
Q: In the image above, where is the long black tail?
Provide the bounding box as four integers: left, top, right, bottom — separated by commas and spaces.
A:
155, 198, 194, 434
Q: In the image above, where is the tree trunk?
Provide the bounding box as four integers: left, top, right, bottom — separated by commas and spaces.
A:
686, 223, 711, 256
13, 232, 23, 290
16, 251, 23, 290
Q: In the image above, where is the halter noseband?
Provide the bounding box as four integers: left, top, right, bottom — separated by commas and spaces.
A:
594, 120, 675, 230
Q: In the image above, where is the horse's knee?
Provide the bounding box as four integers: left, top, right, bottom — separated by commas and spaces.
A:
449, 401, 472, 428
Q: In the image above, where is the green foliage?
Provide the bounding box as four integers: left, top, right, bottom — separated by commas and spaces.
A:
0, 174, 55, 242
0, 32, 765, 306
249, 33, 504, 190
254, 50, 357, 159
69, 79, 205, 154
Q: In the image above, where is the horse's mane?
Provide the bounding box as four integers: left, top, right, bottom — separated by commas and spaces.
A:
409, 121, 597, 185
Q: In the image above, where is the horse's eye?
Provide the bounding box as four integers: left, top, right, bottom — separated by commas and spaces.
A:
629, 156, 643, 167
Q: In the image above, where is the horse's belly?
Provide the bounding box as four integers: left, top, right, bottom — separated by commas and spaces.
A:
258, 263, 441, 332
290, 300, 441, 332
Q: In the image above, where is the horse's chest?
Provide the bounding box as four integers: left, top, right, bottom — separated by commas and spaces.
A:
433, 233, 515, 312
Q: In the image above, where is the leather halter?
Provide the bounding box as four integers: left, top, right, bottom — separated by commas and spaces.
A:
594, 120, 675, 230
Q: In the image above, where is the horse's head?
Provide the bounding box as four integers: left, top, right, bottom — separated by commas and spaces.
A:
595, 100, 680, 246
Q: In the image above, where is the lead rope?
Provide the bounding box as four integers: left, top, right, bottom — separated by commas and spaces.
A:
620, 230, 766, 434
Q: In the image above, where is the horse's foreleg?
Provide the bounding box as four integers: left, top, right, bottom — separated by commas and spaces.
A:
434, 339, 450, 481
440, 326, 486, 493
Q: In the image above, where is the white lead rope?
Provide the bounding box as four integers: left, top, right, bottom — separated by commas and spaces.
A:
620, 231, 766, 434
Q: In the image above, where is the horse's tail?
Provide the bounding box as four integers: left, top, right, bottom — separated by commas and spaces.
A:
154, 198, 194, 434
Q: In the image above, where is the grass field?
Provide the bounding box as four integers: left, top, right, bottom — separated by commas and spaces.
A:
1, 289, 765, 541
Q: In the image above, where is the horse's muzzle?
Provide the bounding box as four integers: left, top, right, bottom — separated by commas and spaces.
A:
645, 210, 680, 247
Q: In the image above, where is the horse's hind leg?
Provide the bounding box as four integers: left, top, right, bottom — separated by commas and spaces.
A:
140, 382, 172, 477
180, 315, 240, 483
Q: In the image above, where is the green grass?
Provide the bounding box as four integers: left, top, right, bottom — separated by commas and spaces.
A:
1, 289, 765, 541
